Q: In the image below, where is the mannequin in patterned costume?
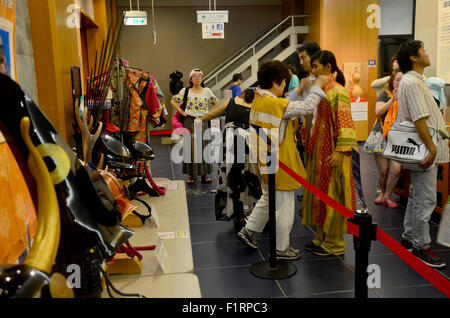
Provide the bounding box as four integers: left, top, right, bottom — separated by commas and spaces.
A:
301, 50, 358, 256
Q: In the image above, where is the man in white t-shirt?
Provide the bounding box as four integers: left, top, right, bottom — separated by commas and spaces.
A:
289, 42, 322, 170
297, 42, 321, 100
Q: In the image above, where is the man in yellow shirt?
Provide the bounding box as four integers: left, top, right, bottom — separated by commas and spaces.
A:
237, 60, 327, 260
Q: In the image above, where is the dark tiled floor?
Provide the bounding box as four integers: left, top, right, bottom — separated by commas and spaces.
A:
149, 137, 450, 298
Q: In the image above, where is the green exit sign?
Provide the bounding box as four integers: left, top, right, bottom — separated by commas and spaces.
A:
124, 10, 148, 26
126, 17, 147, 26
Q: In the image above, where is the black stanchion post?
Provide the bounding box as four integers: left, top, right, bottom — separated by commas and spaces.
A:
349, 209, 378, 299
268, 173, 276, 268
249, 146, 296, 279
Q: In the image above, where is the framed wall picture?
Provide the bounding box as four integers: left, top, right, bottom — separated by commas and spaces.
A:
0, 0, 15, 80
0, 27, 14, 78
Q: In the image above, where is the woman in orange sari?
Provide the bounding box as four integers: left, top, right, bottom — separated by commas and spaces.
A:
301, 50, 358, 256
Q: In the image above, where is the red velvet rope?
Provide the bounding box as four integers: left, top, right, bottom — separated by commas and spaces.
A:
115, 241, 156, 261
145, 165, 166, 196
278, 161, 450, 297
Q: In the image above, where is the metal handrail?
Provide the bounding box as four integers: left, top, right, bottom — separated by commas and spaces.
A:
204, 15, 309, 84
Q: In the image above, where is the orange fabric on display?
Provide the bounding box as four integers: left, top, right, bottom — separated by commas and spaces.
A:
0, 135, 37, 265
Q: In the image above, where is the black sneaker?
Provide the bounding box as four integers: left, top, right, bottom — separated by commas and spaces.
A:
311, 245, 332, 256
237, 227, 258, 249
401, 238, 413, 252
304, 241, 319, 251
413, 248, 446, 268
311, 245, 344, 256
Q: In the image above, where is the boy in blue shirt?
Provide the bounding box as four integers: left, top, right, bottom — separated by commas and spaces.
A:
230, 73, 243, 98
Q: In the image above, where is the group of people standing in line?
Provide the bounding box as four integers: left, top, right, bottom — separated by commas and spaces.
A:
170, 39, 448, 268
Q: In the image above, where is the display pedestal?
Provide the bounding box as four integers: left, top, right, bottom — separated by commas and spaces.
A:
102, 273, 201, 298
350, 98, 369, 141
101, 181, 201, 298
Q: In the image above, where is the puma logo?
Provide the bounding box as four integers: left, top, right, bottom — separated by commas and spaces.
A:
406, 138, 422, 153
391, 145, 416, 156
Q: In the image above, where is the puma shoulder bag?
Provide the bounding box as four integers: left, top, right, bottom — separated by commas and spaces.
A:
382, 121, 438, 171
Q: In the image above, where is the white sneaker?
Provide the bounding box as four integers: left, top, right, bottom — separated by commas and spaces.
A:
237, 227, 258, 249
276, 246, 301, 260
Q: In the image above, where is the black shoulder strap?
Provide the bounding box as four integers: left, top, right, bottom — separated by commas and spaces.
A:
181, 87, 189, 111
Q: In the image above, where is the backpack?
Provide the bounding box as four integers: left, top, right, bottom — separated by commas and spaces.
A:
172, 87, 190, 131
378, 89, 398, 138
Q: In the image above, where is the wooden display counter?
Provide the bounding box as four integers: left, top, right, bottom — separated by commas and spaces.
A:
351, 99, 369, 141
101, 273, 201, 298
119, 180, 194, 275
394, 163, 449, 215
104, 180, 201, 298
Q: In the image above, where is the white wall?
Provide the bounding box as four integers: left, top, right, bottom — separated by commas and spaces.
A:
415, 0, 450, 110
415, 0, 438, 78
379, 0, 414, 36
75, 0, 95, 19
118, 5, 282, 102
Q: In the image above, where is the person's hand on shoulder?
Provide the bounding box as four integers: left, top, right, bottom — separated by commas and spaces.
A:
393, 88, 398, 101
298, 77, 309, 93
314, 75, 329, 89
300, 77, 309, 87
254, 90, 265, 99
